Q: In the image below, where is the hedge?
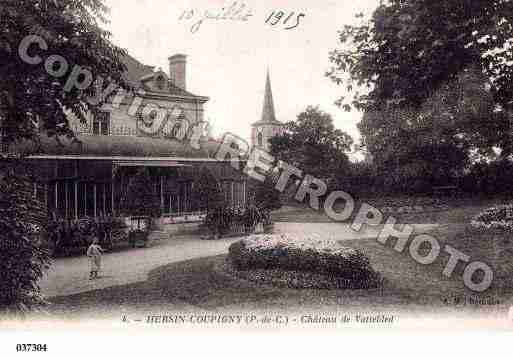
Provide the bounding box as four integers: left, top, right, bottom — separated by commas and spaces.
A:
228, 234, 380, 289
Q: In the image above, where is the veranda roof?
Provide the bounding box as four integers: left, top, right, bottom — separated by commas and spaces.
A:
11, 134, 222, 161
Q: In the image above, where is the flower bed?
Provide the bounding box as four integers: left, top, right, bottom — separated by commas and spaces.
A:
228, 234, 380, 289
471, 204, 513, 231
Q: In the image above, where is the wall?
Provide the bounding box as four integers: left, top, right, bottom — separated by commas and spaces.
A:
68, 96, 205, 138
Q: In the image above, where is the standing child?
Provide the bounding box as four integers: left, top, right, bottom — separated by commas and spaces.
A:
86, 237, 104, 280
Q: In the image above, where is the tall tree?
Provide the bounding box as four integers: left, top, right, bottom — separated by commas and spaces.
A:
0, 0, 128, 144
328, 0, 513, 178
0, 159, 50, 313
0, 0, 128, 312
269, 106, 353, 183
119, 168, 161, 218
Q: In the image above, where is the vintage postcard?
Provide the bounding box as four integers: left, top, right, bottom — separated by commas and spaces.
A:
1, 0, 513, 354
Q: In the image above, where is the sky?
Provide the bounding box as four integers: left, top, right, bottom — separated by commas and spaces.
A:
104, 0, 380, 154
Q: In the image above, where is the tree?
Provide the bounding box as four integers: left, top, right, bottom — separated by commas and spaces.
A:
119, 168, 161, 218
328, 0, 513, 184
192, 166, 225, 211
254, 173, 282, 211
328, 0, 513, 113
0, 0, 128, 145
359, 68, 496, 190
269, 106, 353, 183
0, 1, 129, 312
0, 159, 50, 313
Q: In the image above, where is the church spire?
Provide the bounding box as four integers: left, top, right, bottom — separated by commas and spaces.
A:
253, 69, 280, 126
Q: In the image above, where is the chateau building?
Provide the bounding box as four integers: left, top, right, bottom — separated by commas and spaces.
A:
6, 53, 248, 223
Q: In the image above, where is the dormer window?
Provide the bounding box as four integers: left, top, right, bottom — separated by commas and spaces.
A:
156, 74, 166, 90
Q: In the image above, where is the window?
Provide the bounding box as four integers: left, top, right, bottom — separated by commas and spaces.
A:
257, 132, 263, 147
156, 75, 166, 90
92, 112, 110, 136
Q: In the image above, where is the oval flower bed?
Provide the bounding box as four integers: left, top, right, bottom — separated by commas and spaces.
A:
227, 234, 380, 290
471, 204, 513, 232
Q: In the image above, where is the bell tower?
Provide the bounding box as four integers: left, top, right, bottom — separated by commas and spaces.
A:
251, 69, 284, 151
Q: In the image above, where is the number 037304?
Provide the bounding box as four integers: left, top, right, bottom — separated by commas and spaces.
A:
16, 344, 48, 352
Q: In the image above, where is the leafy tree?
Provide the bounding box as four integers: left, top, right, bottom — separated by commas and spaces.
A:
328, 0, 513, 112
269, 106, 353, 183
328, 0, 513, 185
254, 173, 282, 211
192, 166, 225, 211
0, 0, 128, 144
0, 159, 50, 313
0, 0, 128, 313
119, 168, 161, 218
360, 69, 494, 190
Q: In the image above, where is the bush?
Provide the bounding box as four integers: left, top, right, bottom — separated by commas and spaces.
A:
0, 162, 51, 313
119, 168, 161, 218
471, 204, 513, 232
462, 160, 513, 195
43, 216, 128, 255
204, 205, 270, 238
254, 175, 282, 211
228, 234, 379, 289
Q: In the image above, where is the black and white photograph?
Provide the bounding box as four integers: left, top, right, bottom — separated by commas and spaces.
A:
1, 0, 513, 355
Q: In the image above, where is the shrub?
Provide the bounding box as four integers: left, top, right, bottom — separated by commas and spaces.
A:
228, 234, 379, 288
43, 216, 128, 255
204, 205, 270, 237
471, 204, 513, 232
254, 175, 282, 211
119, 168, 161, 218
0, 162, 51, 313
205, 206, 234, 236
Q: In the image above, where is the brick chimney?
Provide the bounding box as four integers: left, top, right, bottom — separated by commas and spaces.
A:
168, 54, 187, 90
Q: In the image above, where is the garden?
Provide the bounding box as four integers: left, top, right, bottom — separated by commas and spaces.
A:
226, 233, 380, 290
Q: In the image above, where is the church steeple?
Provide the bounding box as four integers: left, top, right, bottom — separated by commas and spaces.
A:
251, 69, 284, 150
261, 70, 278, 124
253, 69, 280, 126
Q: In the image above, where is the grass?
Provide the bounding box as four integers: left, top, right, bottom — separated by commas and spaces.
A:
273, 195, 513, 224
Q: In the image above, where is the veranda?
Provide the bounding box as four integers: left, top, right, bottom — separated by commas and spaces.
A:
27, 156, 248, 222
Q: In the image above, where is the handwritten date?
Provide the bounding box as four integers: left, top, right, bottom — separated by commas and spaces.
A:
265, 10, 306, 30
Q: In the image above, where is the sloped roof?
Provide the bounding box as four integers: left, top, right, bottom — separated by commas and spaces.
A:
121, 54, 204, 99
252, 70, 282, 126
122, 54, 155, 88
12, 134, 222, 159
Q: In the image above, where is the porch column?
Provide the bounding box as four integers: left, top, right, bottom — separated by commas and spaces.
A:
74, 160, 78, 219
103, 183, 107, 216
231, 182, 234, 207
243, 180, 246, 206
111, 180, 115, 216
54, 182, 58, 215
74, 181, 78, 219
184, 184, 188, 213
65, 181, 69, 218
44, 183, 48, 210
111, 164, 116, 216
84, 183, 88, 216
93, 183, 97, 218
160, 176, 164, 214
